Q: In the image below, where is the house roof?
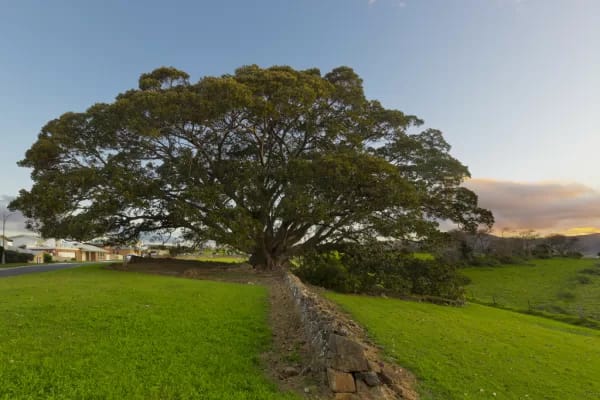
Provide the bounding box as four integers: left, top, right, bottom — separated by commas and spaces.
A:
8, 234, 40, 239
79, 243, 107, 253
8, 247, 45, 255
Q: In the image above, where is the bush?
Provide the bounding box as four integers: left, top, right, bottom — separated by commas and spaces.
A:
580, 267, 600, 276
566, 251, 583, 259
557, 290, 576, 301
294, 242, 466, 301
293, 251, 356, 293
0, 247, 34, 263
576, 275, 592, 284
43, 253, 53, 263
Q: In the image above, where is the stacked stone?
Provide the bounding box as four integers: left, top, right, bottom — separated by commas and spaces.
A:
284, 273, 400, 400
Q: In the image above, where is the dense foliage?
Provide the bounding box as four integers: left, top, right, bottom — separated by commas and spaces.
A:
11, 65, 492, 269
0, 247, 34, 263
435, 230, 584, 267
294, 243, 467, 301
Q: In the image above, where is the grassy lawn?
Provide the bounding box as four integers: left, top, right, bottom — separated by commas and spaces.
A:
0, 265, 298, 400
412, 252, 435, 260
327, 292, 600, 400
463, 258, 600, 321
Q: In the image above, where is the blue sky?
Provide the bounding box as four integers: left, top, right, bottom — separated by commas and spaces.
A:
1, 0, 599, 234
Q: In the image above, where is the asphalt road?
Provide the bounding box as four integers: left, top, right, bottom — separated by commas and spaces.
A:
0, 263, 91, 278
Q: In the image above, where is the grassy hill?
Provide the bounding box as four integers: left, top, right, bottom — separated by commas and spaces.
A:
463, 258, 600, 323
328, 292, 600, 400
0, 265, 298, 399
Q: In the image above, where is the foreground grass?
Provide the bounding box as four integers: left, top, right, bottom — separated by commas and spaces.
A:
463, 258, 600, 321
328, 292, 600, 400
0, 265, 297, 399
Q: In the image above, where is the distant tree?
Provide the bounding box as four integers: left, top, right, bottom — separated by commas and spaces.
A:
10, 65, 493, 269
518, 230, 539, 258
545, 234, 580, 257
473, 227, 493, 254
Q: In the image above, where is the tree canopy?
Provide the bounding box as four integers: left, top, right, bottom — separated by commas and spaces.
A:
11, 65, 493, 268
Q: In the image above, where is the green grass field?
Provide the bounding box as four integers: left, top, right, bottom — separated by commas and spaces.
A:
327, 292, 600, 400
0, 265, 297, 400
463, 258, 600, 321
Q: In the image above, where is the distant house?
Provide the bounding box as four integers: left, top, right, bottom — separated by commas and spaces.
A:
103, 246, 142, 261
49, 241, 107, 262
0, 235, 13, 247
75, 243, 107, 262
8, 236, 107, 262
15, 248, 46, 264
9, 234, 44, 249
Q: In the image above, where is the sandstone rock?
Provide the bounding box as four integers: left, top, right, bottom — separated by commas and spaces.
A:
356, 371, 381, 387
355, 379, 379, 400
334, 393, 360, 400
367, 360, 383, 373
378, 364, 399, 385
280, 366, 300, 378
327, 368, 356, 393
328, 334, 369, 372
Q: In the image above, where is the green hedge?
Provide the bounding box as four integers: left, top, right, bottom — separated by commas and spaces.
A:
294, 243, 467, 301
0, 247, 34, 263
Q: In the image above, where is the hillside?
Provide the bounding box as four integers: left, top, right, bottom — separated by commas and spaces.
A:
328, 292, 600, 400
463, 258, 600, 324
571, 233, 600, 257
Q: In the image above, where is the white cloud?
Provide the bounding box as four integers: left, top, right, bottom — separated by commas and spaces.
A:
0, 196, 30, 236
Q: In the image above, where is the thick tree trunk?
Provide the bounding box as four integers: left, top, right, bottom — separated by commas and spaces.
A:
249, 244, 284, 270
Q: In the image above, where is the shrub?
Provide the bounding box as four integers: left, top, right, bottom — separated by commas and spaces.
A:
576, 275, 592, 284
0, 247, 34, 263
580, 267, 600, 276
556, 290, 576, 301
294, 242, 466, 301
294, 251, 356, 293
566, 251, 583, 259
43, 253, 53, 263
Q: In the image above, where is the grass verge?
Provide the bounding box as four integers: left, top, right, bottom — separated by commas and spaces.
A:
0, 265, 298, 399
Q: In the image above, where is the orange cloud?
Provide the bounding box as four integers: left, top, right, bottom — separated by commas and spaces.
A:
464, 179, 600, 236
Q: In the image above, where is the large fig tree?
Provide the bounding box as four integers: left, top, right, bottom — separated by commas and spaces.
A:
11, 65, 492, 269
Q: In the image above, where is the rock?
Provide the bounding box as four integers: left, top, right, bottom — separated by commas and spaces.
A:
367, 360, 383, 373
327, 368, 356, 393
280, 366, 300, 378
355, 379, 378, 399
334, 393, 360, 400
328, 334, 369, 372
378, 364, 398, 385
356, 371, 381, 387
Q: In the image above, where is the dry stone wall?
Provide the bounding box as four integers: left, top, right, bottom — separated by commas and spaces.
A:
284, 272, 417, 400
